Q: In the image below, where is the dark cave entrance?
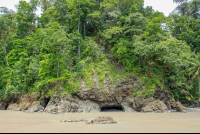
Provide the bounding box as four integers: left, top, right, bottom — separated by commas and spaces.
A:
5, 104, 9, 110
44, 98, 50, 107
101, 106, 124, 112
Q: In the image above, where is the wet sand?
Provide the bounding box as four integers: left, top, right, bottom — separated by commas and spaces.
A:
0, 111, 200, 133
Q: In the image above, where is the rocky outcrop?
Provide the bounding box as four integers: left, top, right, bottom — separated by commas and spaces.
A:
86, 116, 117, 124
154, 90, 186, 112
44, 95, 101, 114
1, 76, 187, 114
26, 101, 44, 113
7, 95, 32, 111
176, 102, 186, 113
41, 77, 185, 114
7, 103, 21, 111
7, 93, 41, 111
141, 100, 168, 113
61, 118, 87, 123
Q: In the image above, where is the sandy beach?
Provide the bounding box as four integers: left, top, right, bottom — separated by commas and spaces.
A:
0, 111, 200, 133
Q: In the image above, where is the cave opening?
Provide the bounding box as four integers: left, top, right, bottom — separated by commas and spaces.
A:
101, 106, 124, 112
5, 104, 9, 110
44, 98, 50, 108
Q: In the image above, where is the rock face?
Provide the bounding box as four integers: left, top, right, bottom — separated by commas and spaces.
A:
154, 90, 186, 112
77, 76, 140, 112
2, 76, 186, 113
86, 116, 117, 124
26, 101, 44, 113
7, 93, 43, 112
44, 95, 101, 114
7, 95, 32, 111
176, 102, 186, 112
141, 100, 168, 113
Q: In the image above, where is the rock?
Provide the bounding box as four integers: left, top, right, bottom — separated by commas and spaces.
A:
176, 102, 186, 113
134, 95, 145, 109
7, 104, 21, 111
7, 95, 36, 111
121, 102, 135, 112
44, 96, 61, 114
86, 116, 117, 124
123, 105, 135, 112
18, 101, 31, 111
60, 118, 87, 123
0, 101, 8, 110
45, 105, 58, 114
27, 101, 44, 113
18, 95, 32, 110
45, 95, 101, 114
141, 97, 155, 106
141, 100, 168, 113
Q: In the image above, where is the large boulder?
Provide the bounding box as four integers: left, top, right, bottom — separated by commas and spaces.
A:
141, 100, 168, 113
121, 102, 135, 112
7, 96, 31, 111
26, 101, 44, 113
7, 103, 21, 111
44, 95, 100, 114
176, 102, 186, 113
7, 94, 41, 111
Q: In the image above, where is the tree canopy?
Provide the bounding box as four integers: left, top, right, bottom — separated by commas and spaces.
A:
0, 0, 200, 104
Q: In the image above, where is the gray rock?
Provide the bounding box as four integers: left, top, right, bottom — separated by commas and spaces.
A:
7, 104, 22, 111
176, 102, 186, 113
121, 102, 135, 112
27, 101, 44, 113
45, 105, 58, 114
141, 100, 168, 113
86, 116, 117, 124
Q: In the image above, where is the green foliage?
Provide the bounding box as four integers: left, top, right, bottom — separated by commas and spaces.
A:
0, 0, 200, 104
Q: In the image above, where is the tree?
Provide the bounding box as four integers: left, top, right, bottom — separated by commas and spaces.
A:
0, 7, 16, 66
190, 53, 200, 93
15, 0, 37, 38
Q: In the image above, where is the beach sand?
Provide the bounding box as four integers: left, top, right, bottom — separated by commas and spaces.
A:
0, 111, 200, 133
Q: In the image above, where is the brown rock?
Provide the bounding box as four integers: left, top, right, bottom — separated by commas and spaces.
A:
86, 116, 117, 124
7, 104, 21, 111
176, 102, 186, 113
26, 101, 44, 113
141, 100, 168, 113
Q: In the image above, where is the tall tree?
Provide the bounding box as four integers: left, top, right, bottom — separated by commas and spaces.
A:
0, 7, 16, 66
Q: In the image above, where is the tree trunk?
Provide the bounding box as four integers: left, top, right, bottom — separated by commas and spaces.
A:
161, 64, 168, 83
84, 22, 86, 37
0, 27, 10, 66
117, 0, 119, 9
78, 4, 81, 57
3, 43, 9, 66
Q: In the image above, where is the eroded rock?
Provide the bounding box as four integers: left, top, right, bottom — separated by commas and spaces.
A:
7, 103, 21, 111
176, 102, 186, 113
141, 100, 168, 113
44, 95, 100, 114
26, 101, 44, 113
86, 116, 117, 124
